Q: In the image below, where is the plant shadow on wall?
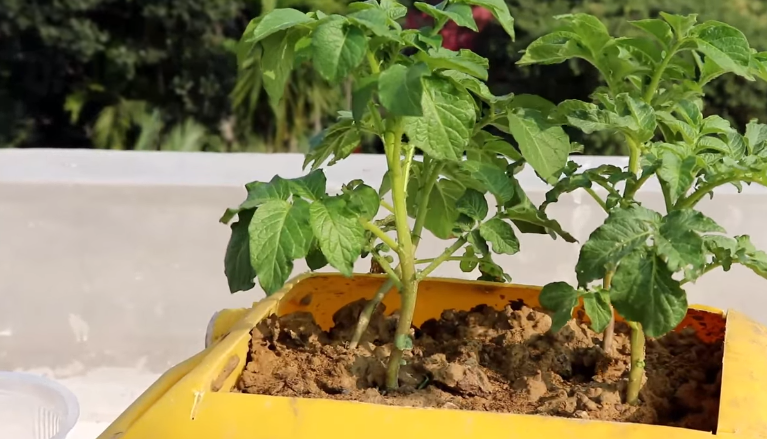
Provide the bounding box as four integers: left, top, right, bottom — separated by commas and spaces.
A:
218, 0, 767, 429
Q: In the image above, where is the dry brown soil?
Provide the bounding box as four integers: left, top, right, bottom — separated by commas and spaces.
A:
237, 300, 722, 431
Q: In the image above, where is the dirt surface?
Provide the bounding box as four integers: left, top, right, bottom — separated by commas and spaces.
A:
238, 300, 723, 431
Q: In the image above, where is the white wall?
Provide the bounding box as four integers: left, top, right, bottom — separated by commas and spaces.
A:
1, 149, 766, 437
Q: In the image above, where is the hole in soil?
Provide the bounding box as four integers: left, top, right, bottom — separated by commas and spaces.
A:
509, 299, 525, 311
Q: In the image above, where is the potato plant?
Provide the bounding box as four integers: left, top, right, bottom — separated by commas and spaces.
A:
526, 13, 767, 405
220, 0, 579, 390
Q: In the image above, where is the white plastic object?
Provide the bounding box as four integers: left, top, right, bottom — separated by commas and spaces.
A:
0, 372, 80, 439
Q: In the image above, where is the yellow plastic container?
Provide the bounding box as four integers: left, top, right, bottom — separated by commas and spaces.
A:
98, 273, 767, 439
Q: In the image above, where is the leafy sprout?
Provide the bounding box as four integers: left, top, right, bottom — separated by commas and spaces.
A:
221, 0, 576, 390
525, 13, 767, 405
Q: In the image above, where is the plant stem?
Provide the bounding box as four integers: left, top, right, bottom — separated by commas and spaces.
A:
675, 176, 767, 209
623, 136, 643, 198
385, 278, 418, 389
361, 219, 399, 252
380, 200, 395, 213
414, 256, 475, 264
584, 187, 608, 212
371, 251, 402, 289
384, 119, 419, 390
349, 277, 396, 349
602, 271, 615, 355
680, 262, 721, 285
626, 321, 646, 405
623, 171, 651, 200
417, 237, 467, 281
366, 51, 380, 74
642, 41, 681, 103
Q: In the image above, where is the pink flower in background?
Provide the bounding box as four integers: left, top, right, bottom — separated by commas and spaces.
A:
405, 6, 494, 51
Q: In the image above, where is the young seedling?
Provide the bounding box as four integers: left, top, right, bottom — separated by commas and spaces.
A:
523, 13, 767, 405
220, 0, 577, 390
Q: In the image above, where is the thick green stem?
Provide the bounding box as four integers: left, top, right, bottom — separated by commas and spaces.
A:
642, 41, 681, 103
626, 321, 646, 405
602, 271, 615, 355
384, 120, 419, 390
350, 277, 396, 349
385, 279, 418, 389
623, 136, 643, 198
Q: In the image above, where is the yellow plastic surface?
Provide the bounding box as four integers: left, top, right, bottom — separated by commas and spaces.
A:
97, 273, 767, 439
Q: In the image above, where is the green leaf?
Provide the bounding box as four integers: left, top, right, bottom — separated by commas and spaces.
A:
312, 18, 367, 83
611, 248, 688, 338
517, 31, 591, 66
352, 75, 378, 124
460, 246, 479, 272
456, 188, 488, 221
303, 119, 361, 170
306, 240, 329, 271
657, 210, 724, 273
261, 30, 302, 108
379, 170, 391, 196
455, 0, 514, 39
583, 290, 612, 333
477, 258, 511, 282
309, 197, 366, 277
554, 100, 629, 134
705, 235, 767, 279
416, 48, 488, 80
220, 176, 292, 224
576, 206, 661, 286
424, 179, 465, 239
539, 282, 578, 332
507, 108, 570, 184
745, 119, 767, 152
224, 209, 257, 293
735, 236, 767, 279
630, 19, 673, 49
660, 12, 697, 39
347, 183, 380, 221
503, 204, 576, 243
691, 21, 753, 79
347, 8, 391, 37
460, 160, 514, 203
249, 199, 314, 294
657, 152, 697, 205
404, 77, 476, 161
555, 13, 611, 54
380, 0, 408, 20
439, 70, 498, 103
467, 229, 490, 255
251, 8, 314, 44
479, 218, 520, 255
616, 94, 656, 143
414, 2, 477, 31
378, 63, 429, 117
289, 170, 327, 201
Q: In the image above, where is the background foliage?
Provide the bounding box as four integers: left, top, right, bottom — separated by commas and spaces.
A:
3, 0, 767, 154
